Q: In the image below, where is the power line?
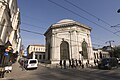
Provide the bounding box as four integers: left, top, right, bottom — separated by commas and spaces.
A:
20, 28, 44, 35
0, 19, 114, 47
18, 27, 117, 47
21, 27, 102, 47
21, 22, 47, 30
20, 18, 106, 46
18, 1, 119, 44
20, 13, 42, 21
65, 0, 120, 36
64, 0, 112, 26
0, 19, 111, 47
48, 0, 120, 38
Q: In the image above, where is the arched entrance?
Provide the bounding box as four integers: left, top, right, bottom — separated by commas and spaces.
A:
60, 40, 70, 60
82, 39, 88, 59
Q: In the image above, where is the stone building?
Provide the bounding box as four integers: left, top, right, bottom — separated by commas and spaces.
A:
27, 44, 45, 62
0, 0, 21, 65
44, 19, 94, 64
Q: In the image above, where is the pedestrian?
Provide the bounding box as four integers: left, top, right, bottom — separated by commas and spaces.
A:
87, 59, 89, 64
69, 59, 71, 68
59, 60, 62, 69
63, 60, 66, 69
94, 59, 96, 66
81, 64, 84, 68
96, 59, 99, 65
86, 62, 88, 68
71, 59, 75, 68
78, 59, 82, 67
21, 60, 25, 71
87, 59, 89, 67
75, 59, 78, 68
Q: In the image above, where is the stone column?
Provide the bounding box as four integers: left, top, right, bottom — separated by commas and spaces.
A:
51, 33, 55, 61
87, 34, 93, 60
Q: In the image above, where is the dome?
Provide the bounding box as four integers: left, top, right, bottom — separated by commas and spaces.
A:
52, 19, 76, 26
57, 19, 75, 23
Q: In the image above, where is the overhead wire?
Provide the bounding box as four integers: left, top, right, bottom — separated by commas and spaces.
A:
64, 0, 120, 35
20, 18, 106, 46
18, 0, 115, 47
64, 0, 112, 26
20, 22, 105, 47
21, 22, 47, 30
18, 1, 116, 46
47, 0, 120, 38
20, 28, 44, 35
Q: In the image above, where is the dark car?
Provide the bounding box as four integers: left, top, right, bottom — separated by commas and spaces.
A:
98, 57, 118, 70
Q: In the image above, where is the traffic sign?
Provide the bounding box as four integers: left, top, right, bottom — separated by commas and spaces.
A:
4, 52, 8, 56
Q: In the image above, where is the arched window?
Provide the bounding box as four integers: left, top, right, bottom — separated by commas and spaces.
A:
82, 39, 88, 59
60, 41, 70, 60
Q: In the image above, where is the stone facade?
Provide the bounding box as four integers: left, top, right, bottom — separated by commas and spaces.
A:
44, 19, 94, 64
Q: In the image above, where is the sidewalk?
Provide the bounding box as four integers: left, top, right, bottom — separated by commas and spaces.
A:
2, 62, 25, 80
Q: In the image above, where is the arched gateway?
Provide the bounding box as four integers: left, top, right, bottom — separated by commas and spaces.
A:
60, 40, 70, 60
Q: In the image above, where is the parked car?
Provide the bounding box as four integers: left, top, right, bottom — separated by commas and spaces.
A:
24, 59, 38, 69
98, 57, 118, 70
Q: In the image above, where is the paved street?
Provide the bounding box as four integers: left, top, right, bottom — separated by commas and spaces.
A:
1, 62, 120, 80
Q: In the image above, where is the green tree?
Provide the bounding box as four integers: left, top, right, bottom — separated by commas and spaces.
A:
113, 46, 120, 58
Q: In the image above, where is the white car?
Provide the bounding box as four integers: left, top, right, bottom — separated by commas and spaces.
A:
24, 59, 38, 69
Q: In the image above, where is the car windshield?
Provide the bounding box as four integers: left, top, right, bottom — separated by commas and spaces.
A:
29, 60, 37, 64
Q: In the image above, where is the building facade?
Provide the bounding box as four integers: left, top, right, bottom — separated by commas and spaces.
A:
0, 0, 21, 65
44, 19, 94, 64
27, 45, 45, 62
93, 49, 110, 60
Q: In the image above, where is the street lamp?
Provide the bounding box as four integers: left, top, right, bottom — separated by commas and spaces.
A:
117, 9, 120, 13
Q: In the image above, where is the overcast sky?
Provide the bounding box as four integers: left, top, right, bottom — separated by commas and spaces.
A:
17, 0, 120, 48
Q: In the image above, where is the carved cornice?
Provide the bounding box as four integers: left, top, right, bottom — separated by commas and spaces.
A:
44, 19, 92, 36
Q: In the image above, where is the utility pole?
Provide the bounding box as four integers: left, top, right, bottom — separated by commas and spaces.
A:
105, 40, 114, 57
105, 40, 114, 48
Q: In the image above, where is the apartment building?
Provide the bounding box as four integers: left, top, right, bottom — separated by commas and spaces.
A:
0, 0, 21, 65
27, 45, 45, 62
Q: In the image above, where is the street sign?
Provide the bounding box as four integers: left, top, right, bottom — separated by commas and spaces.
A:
4, 52, 8, 56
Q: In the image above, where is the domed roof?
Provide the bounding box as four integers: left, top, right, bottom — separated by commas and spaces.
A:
44, 19, 92, 35
57, 19, 75, 23
51, 19, 91, 30
52, 19, 76, 27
